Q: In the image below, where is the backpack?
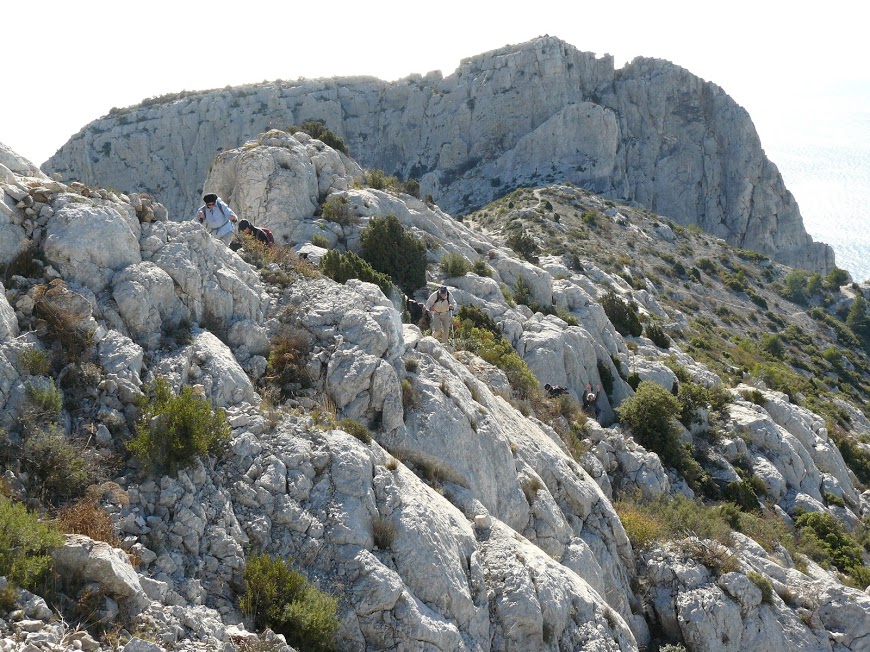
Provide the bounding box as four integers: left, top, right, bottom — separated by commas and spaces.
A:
260, 227, 275, 245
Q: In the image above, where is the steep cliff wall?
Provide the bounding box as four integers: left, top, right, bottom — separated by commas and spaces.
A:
43, 36, 834, 273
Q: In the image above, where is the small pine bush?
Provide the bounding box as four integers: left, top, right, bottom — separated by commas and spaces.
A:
747, 571, 774, 603
440, 252, 470, 278
601, 290, 642, 337
128, 377, 231, 475
471, 259, 492, 277
241, 553, 339, 652
645, 322, 671, 349
18, 348, 51, 376
319, 249, 394, 297
320, 195, 359, 226
21, 426, 90, 504
290, 120, 348, 155
0, 496, 63, 593
505, 232, 539, 264
616, 381, 682, 468
359, 215, 427, 295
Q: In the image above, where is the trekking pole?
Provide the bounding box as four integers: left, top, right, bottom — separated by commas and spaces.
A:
449, 310, 455, 347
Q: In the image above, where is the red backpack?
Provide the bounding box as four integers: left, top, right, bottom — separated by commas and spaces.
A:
260, 227, 275, 245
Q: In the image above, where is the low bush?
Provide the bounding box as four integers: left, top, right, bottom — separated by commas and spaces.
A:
645, 322, 671, 349
616, 382, 682, 467
795, 511, 865, 577
266, 331, 314, 397
455, 322, 538, 399
338, 418, 372, 444
440, 252, 470, 278
0, 495, 63, 593
319, 249, 394, 297
290, 120, 348, 155
601, 290, 642, 337
471, 259, 492, 277
614, 493, 733, 550
371, 516, 397, 550
360, 214, 427, 295
240, 553, 339, 652
21, 426, 90, 504
127, 376, 231, 475
56, 498, 120, 547
505, 232, 539, 264
18, 348, 51, 376
320, 195, 358, 226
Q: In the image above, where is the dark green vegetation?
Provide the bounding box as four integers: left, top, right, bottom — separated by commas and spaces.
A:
467, 184, 870, 579
128, 376, 232, 475
241, 553, 340, 651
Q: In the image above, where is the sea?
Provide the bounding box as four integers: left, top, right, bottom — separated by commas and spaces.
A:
752, 81, 870, 282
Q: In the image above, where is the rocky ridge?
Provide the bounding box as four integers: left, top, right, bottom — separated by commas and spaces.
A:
1, 129, 869, 652
43, 36, 834, 274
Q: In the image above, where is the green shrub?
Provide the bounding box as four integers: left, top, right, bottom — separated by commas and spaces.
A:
597, 360, 615, 396
513, 276, 532, 308
319, 249, 394, 297
676, 381, 711, 428
23, 380, 63, 429
760, 333, 785, 359
616, 381, 682, 468
18, 348, 51, 376
290, 120, 348, 155
128, 377, 231, 475
362, 168, 398, 191
0, 496, 63, 593
747, 571, 774, 603
645, 322, 670, 349
360, 214, 427, 294
21, 426, 90, 504
455, 321, 538, 399
614, 493, 732, 550
795, 511, 865, 574
311, 234, 330, 249
601, 290, 642, 337
471, 259, 492, 277
338, 418, 371, 444
266, 332, 314, 397
440, 252, 470, 278
723, 479, 760, 511
240, 553, 339, 652
505, 231, 539, 264
320, 195, 358, 226
400, 178, 420, 198
626, 372, 641, 390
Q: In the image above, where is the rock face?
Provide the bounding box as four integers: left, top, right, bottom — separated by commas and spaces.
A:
43, 36, 833, 273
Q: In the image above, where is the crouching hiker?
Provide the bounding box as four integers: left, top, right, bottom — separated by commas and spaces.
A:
424, 285, 456, 346
237, 219, 274, 245
196, 193, 237, 246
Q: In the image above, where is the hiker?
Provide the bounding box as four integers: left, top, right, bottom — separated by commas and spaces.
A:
544, 383, 569, 398
237, 219, 273, 245
424, 285, 456, 345
583, 383, 602, 422
195, 193, 237, 246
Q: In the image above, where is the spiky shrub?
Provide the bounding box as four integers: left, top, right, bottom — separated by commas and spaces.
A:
359, 214, 427, 295
18, 348, 51, 376
266, 331, 313, 396
616, 381, 683, 468
795, 511, 866, 578
505, 231, 539, 264
338, 418, 371, 444
319, 249, 394, 297
21, 426, 90, 504
440, 252, 470, 278
320, 195, 358, 226
645, 322, 670, 349
601, 290, 642, 337
0, 495, 63, 593
240, 553, 339, 652
289, 120, 348, 155
128, 376, 231, 475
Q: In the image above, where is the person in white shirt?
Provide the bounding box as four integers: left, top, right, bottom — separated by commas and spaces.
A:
195, 192, 237, 245
424, 285, 456, 345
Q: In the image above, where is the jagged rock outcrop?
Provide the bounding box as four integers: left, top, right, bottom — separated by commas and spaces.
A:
3, 132, 870, 652
43, 37, 833, 272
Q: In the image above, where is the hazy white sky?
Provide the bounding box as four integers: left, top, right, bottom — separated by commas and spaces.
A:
1, 0, 866, 166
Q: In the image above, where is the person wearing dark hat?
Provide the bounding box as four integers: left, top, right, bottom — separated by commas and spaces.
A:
195, 193, 237, 245
424, 284, 456, 345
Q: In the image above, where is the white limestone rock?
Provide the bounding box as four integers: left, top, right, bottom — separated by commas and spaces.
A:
0, 283, 17, 340
112, 261, 189, 350
43, 196, 141, 292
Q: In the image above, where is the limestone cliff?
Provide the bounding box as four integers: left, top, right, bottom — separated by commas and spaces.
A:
43, 36, 834, 274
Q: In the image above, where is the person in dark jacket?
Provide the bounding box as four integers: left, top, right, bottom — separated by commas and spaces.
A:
237, 219, 271, 245
583, 383, 602, 422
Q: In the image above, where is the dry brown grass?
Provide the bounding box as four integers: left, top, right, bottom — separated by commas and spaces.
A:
56, 498, 120, 547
